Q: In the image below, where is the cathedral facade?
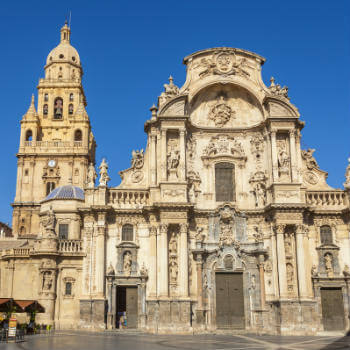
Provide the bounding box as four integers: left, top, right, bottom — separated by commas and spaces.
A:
1, 23, 350, 335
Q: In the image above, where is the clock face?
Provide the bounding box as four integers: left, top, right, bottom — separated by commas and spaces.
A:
48, 160, 56, 168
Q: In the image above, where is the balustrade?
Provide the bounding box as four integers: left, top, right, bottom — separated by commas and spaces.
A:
108, 189, 150, 207
58, 239, 83, 253
306, 190, 347, 209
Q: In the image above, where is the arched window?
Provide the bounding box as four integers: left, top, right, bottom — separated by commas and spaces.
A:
25, 130, 33, 141
122, 224, 134, 241
215, 162, 235, 202
54, 97, 63, 119
320, 225, 333, 245
43, 104, 48, 115
46, 182, 55, 195
69, 93, 74, 101
74, 129, 82, 141
69, 104, 74, 115
65, 282, 72, 296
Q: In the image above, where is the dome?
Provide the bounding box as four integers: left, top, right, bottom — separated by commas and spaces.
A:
46, 23, 81, 66
43, 185, 85, 202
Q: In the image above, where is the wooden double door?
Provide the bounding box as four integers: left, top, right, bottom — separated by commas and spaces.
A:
321, 288, 345, 331
116, 286, 138, 328
216, 273, 245, 329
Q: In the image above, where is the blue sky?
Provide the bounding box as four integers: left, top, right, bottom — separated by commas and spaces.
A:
0, 0, 349, 225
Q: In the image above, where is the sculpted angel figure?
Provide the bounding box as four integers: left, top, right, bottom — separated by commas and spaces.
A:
301, 149, 319, 170
167, 149, 180, 170
197, 57, 216, 78
123, 252, 132, 276
131, 149, 144, 169
99, 158, 110, 186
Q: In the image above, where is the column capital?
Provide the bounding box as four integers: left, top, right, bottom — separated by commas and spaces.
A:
296, 224, 309, 235
159, 223, 168, 234
274, 224, 285, 235
180, 222, 189, 233
149, 225, 158, 236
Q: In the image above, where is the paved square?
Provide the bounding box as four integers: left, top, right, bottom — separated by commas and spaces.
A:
1, 332, 350, 350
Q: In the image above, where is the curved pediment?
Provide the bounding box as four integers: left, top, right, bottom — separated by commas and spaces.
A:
158, 95, 187, 117
264, 97, 299, 118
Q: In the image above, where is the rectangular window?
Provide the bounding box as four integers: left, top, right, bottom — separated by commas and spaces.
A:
58, 224, 69, 239
215, 163, 235, 202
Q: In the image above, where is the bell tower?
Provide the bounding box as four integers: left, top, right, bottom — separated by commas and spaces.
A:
12, 22, 96, 237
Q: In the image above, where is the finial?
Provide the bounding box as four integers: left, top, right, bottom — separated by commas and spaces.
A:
150, 104, 158, 120
25, 94, 37, 118
64, 20, 68, 25
270, 77, 275, 87
169, 75, 174, 84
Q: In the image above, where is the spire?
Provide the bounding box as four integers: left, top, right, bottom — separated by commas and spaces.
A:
60, 21, 71, 44
24, 94, 37, 120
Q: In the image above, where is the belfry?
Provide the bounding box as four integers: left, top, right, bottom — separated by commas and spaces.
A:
1, 23, 350, 335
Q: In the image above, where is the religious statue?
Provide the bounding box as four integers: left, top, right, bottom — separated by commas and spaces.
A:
42, 205, 56, 236
99, 158, 110, 187
252, 182, 266, 207
277, 140, 290, 177
301, 149, 319, 170
43, 271, 53, 291
311, 264, 318, 277
324, 253, 333, 277
107, 263, 115, 276
169, 232, 177, 255
159, 76, 180, 107
169, 258, 178, 284
167, 149, 180, 170
345, 158, 350, 189
286, 263, 294, 285
140, 263, 148, 277
131, 149, 144, 169
86, 163, 97, 188
123, 251, 132, 276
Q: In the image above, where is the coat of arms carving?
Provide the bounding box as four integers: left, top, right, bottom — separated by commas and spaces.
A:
208, 96, 235, 127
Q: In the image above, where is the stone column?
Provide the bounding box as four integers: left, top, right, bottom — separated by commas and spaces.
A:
275, 224, 288, 298
271, 131, 279, 182
149, 225, 158, 297
158, 224, 168, 297
107, 278, 113, 329
179, 129, 186, 181
96, 213, 106, 297
179, 223, 189, 298
296, 224, 308, 299
150, 134, 157, 185
258, 254, 266, 309
112, 284, 116, 328
289, 130, 297, 182
161, 129, 167, 181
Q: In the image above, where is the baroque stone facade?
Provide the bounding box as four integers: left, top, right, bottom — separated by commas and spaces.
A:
1, 23, 350, 335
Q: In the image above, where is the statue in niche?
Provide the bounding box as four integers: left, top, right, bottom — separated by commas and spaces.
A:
277, 140, 290, 178
123, 251, 132, 276
169, 258, 178, 284
43, 271, 53, 291
98, 158, 110, 186
311, 264, 318, 277
167, 145, 180, 181
252, 182, 266, 207
284, 234, 293, 256
169, 232, 177, 255
86, 163, 97, 188
286, 263, 294, 285
324, 253, 333, 277
131, 149, 144, 169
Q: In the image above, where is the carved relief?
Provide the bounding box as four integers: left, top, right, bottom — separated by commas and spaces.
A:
284, 230, 297, 296
208, 96, 235, 127
196, 50, 250, 78
202, 134, 246, 166
187, 170, 201, 202
218, 206, 239, 248
250, 134, 264, 161
324, 253, 333, 278
42, 271, 53, 291
249, 171, 267, 208
303, 171, 319, 185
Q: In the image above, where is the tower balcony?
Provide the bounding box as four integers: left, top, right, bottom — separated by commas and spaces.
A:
19, 140, 87, 154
